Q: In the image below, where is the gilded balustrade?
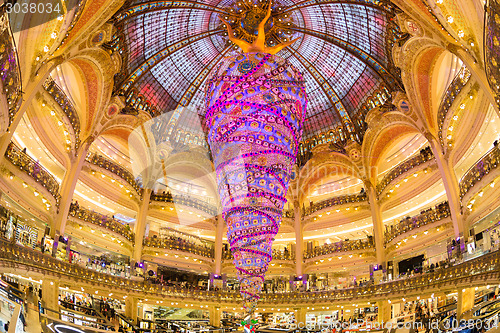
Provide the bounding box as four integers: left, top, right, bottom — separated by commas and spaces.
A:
4, 142, 61, 205
222, 248, 295, 261
384, 201, 451, 244
0, 238, 498, 303
304, 238, 374, 259
85, 153, 143, 194
68, 202, 134, 242
377, 147, 434, 195
43, 78, 81, 150
0, 8, 22, 124
459, 146, 500, 199
437, 65, 471, 146
143, 237, 214, 258
304, 193, 367, 216
150, 193, 217, 216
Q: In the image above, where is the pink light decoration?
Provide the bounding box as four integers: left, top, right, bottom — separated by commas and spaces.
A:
205, 52, 307, 311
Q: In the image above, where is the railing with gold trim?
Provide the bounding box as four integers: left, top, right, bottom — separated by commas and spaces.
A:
0, 8, 22, 125
222, 247, 295, 261
85, 153, 142, 194
0, 238, 498, 303
4, 142, 61, 205
377, 147, 434, 196
437, 65, 471, 146
150, 192, 217, 216
384, 201, 450, 244
459, 146, 500, 199
304, 193, 367, 216
143, 237, 214, 258
304, 238, 374, 259
68, 202, 134, 242
43, 78, 81, 150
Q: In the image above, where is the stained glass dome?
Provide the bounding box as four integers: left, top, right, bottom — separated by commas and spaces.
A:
109, 0, 406, 144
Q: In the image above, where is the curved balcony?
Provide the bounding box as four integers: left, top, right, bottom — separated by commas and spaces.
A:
43, 78, 81, 149
150, 192, 217, 216
85, 153, 142, 194
304, 193, 367, 216
377, 147, 434, 196
222, 248, 295, 261
384, 201, 451, 244
459, 146, 500, 199
143, 237, 214, 258
68, 202, 134, 242
304, 238, 374, 259
0, 9, 22, 123
4, 142, 61, 205
437, 65, 471, 145
0, 238, 498, 304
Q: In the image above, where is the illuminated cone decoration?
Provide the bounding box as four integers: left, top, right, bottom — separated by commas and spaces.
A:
205, 52, 306, 311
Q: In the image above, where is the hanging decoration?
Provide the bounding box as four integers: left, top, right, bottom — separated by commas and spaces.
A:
205, 1, 306, 314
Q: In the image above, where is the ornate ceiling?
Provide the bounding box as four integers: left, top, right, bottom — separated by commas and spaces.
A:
108, 0, 407, 144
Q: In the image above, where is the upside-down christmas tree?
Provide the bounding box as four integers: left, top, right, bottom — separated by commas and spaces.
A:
205, 1, 307, 314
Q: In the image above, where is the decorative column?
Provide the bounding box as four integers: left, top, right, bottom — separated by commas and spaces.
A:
41, 279, 59, 313
293, 201, 304, 276
209, 305, 222, 327
52, 139, 93, 238
214, 215, 224, 276
426, 133, 464, 237
296, 308, 307, 326
132, 188, 152, 262
365, 181, 386, 267
125, 297, 138, 324
377, 300, 391, 323
457, 287, 475, 320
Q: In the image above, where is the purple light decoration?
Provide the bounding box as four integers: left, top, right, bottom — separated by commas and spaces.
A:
205, 52, 307, 311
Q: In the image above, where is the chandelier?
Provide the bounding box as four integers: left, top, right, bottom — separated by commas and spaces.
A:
205, 1, 307, 313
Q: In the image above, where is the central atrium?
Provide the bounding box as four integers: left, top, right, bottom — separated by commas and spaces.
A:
0, 0, 500, 331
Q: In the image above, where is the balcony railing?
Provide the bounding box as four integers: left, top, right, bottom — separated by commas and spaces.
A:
0, 238, 498, 303
150, 193, 217, 216
459, 146, 500, 199
222, 248, 295, 261
377, 147, 434, 195
304, 193, 367, 216
384, 201, 451, 244
304, 238, 374, 259
4, 142, 61, 205
437, 65, 471, 145
0, 8, 22, 124
143, 237, 214, 258
43, 78, 81, 150
68, 202, 134, 242
85, 153, 143, 194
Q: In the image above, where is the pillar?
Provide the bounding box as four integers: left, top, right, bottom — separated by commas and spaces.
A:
294, 201, 304, 276
52, 140, 92, 238
41, 278, 59, 313
125, 297, 138, 324
296, 307, 307, 326
132, 188, 152, 262
214, 215, 224, 275
377, 300, 391, 324
366, 182, 386, 266
209, 305, 222, 327
426, 133, 464, 237
457, 287, 475, 320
